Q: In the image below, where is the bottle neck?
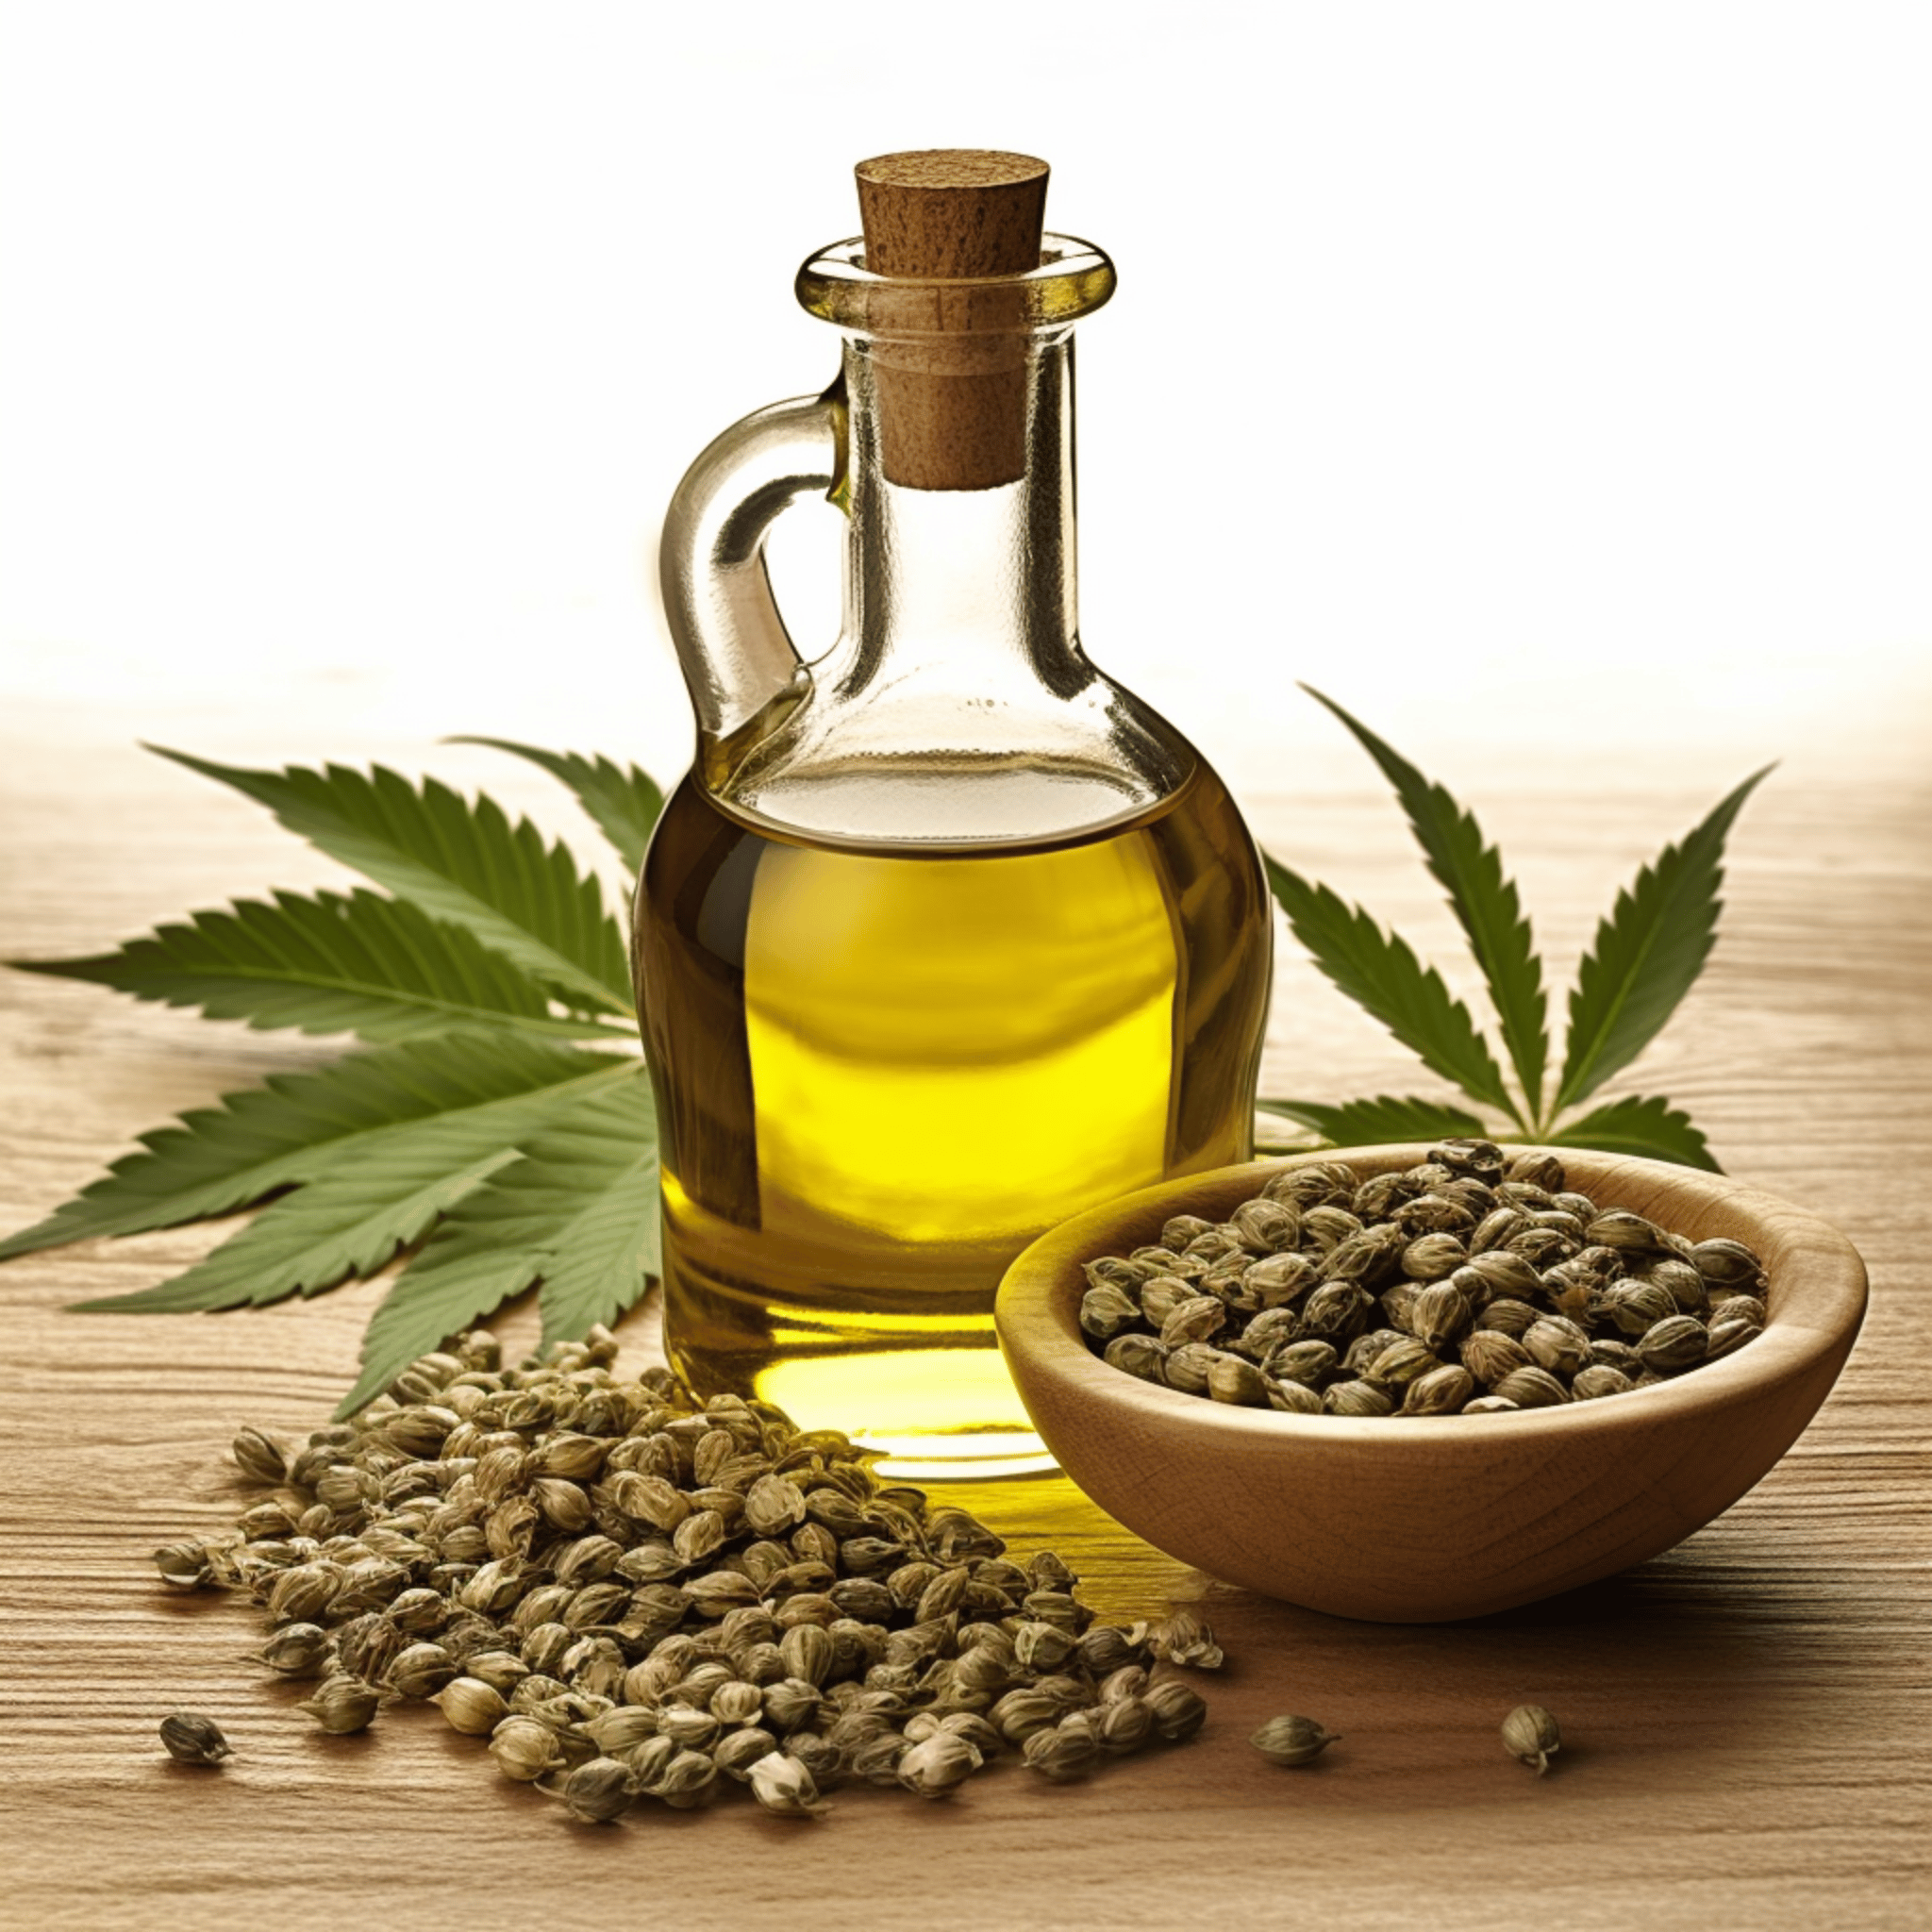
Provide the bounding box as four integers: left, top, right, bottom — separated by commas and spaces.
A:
717, 308, 1191, 846
824, 326, 1085, 705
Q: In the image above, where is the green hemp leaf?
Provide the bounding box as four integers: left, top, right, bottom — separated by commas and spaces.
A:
12, 888, 625, 1045
443, 738, 666, 878
143, 748, 636, 1015
1259, 690, 1770, 1172
5, 743, 660, 1407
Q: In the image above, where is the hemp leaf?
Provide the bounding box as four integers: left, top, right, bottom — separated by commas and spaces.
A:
1257, 1095, 1489, 1147
0, 1030, 635, 1260
1259, 690, 1770, 1172
1300, 688, 1552, 1123
1554, 769, 1771, 1116
145, 748, 635, 1014
1544, 1094, 1716, 1170
1260, 860, 1517, 1122
341, 1073, 660, 1416
4, 743, 658, 1407
444, 738, 666, 877
12, 888, 623, 1044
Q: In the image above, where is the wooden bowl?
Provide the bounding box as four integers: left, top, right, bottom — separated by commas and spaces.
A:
995, 1145, 1867, 1623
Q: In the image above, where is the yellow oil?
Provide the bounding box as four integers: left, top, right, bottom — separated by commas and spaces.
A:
633, 760, 1271, 1476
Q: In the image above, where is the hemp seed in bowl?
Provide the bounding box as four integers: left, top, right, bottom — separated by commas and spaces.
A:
1078, 1140, 1767, 1417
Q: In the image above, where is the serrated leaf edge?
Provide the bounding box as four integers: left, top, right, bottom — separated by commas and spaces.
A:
143, 744, 634, 1017
9, 887, 627, 1045
1545, 1094, 1721, 1173
1553, 767, 1773, 1119
1263, 855, 1519, 1119
1301, 685, 1551, 1121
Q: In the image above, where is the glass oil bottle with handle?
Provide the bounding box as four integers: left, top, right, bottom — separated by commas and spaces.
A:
636, 151, 1272, 1476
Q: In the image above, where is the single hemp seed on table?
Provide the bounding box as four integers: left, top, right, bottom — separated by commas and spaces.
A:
1502, 1704, 1563, 1775
1249, 1715, 1339, 1767
158, 1711, 231, 1767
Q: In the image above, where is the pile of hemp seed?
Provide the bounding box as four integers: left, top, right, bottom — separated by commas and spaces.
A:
1079, 1140, 1769, 1416
155, 1330, 1223, 1822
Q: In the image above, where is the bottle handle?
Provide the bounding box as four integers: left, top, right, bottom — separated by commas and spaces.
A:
658, 384, 843, 749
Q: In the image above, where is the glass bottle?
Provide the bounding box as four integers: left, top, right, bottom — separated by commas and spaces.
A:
635, 154, 1272, 1476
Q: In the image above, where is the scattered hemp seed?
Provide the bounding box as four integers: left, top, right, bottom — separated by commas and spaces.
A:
158, 1710, 231, 1767
295, 1674, 383, 1735
1078, 1141, 1769, 1417
489, 1714, 569, 1782
432, 1677, 508, 1736
153, 1541, 213, 1590
555, 1756, 637, 1824
231, 1427, 291, 1486
1143, 1679, 1208, 1742
748, 1750, 832, 1817
1148, 1608, 1224, 1670
155, 1327, 1222, 1827
253, 1623, 330, 1677
1501, 1704, 1563, 1775
1249, 1714, 1338, 1767
1022, 1713, 1103, 1783
897, 1730, 983, 1798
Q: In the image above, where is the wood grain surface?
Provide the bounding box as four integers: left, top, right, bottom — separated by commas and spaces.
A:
1, 700, 1927, 1932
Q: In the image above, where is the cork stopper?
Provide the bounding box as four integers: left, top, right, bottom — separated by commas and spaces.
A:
854, 150, 1050, 491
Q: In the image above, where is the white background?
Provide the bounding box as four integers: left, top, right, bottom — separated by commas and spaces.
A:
4, 0, 1928, 794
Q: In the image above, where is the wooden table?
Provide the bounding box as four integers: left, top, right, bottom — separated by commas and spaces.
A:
1, 692, 1926, 1932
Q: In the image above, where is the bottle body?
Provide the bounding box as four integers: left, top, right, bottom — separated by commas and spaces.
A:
634, 757, 1271, 1475
642, 229, 1273, 1474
